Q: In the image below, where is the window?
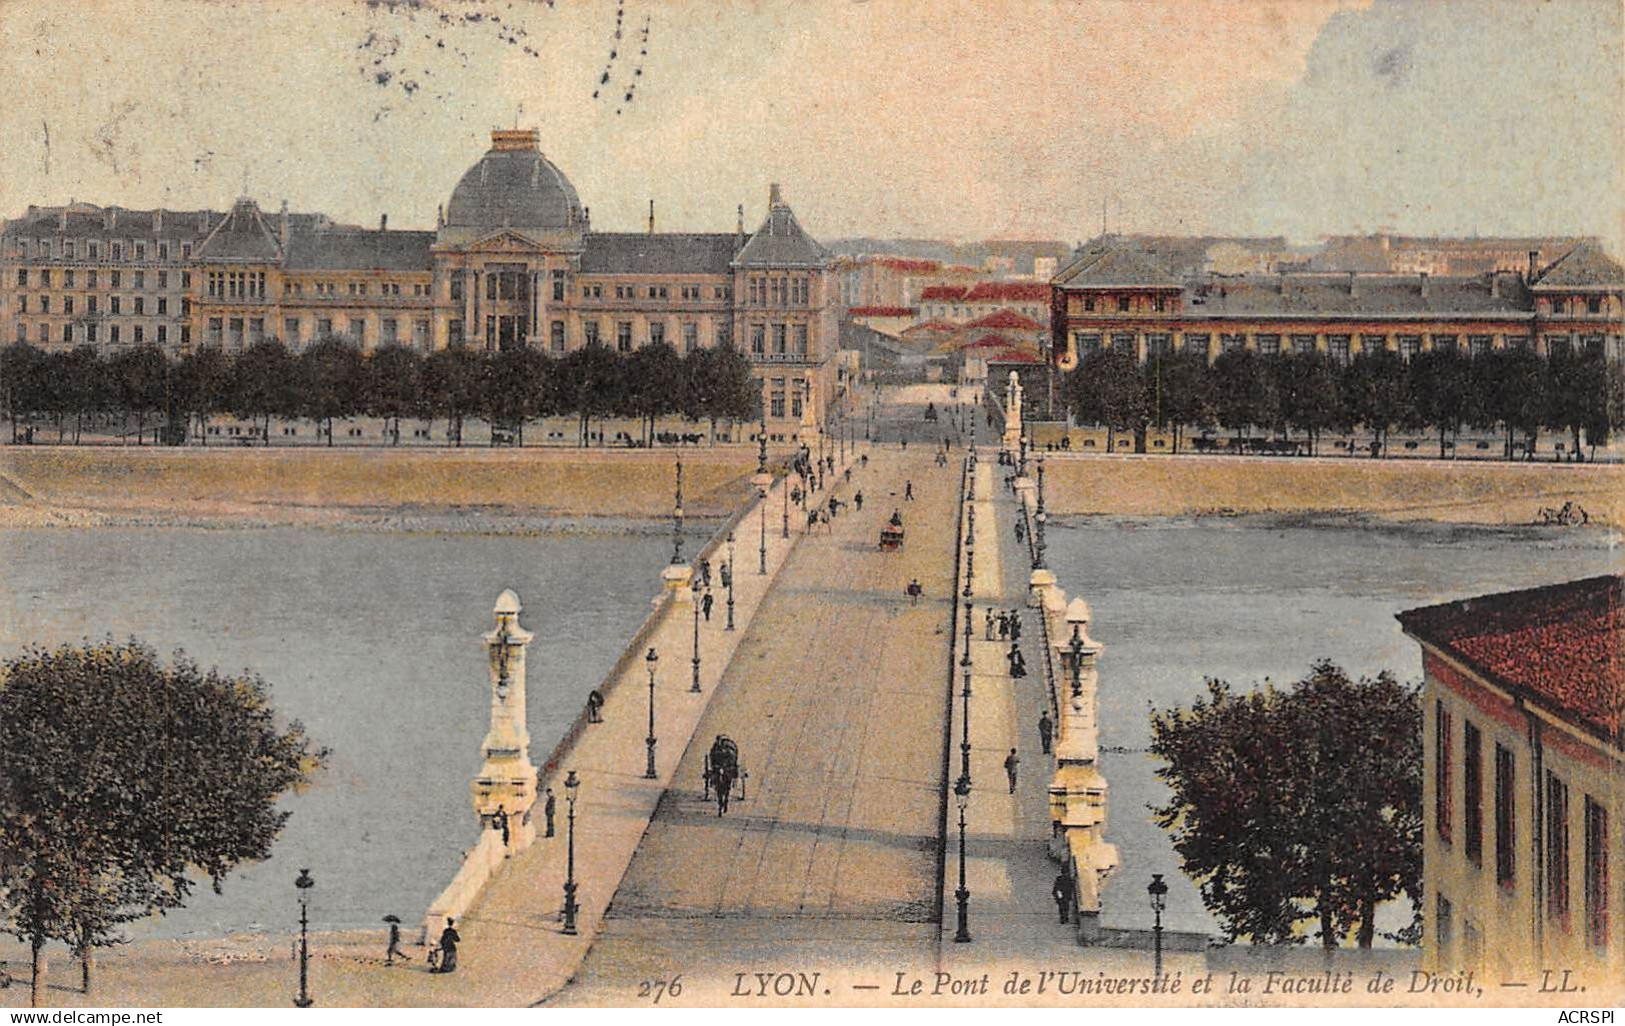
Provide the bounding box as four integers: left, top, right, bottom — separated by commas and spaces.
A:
1291, 335, 1316, 355
1255, 334, 1281, 356
414, 319, 429, 348
794, 324, 808, 356
382, 318, 398, 344
157, 298, 167, 316
349, 318, 364, 343
182, 243, 192, 259
551, 320, 565, 352
87, 296, 97, 314
1437, 896, 1453, 962
13, 322, 22, 344
88, 242, 99, 260
770, 391, 785, 418
14, 269, 25, 287
1110, 332, 1135, 351
1074, 333, 1101, 356
87, 270, 97, 289
39, 269, 49, 287
1183, 334, 1210, 357
552, 270, 565, 302
1432, 335, 1458, 354
715, 321, 732, 348
1587, 296, 1602, 315
1547, 334, 1572, 356
1469, 335, 1492, 357
1435, 701, 1453, 843
751, 324, 766, 354
62, 324, 72, 344
180, 325, 191, 346
110, 271, 120, 288
1153, 295, 1167, 313
1464, 722, 1483, 865
1221, 334, 1246, 354
83, 323, 97, 344
1546, 772, 1569, 924
16, 296, 25, 314
1494, 744, 1515, 887
111, 242, 122, 261
158, 242, 169, 260
229, 318, 244, 347
134, 242, 145, 260
40, 296, 50, 314
208, 318, 223, 345
285, 318, 300, 344
134, 297, 144, 316
449, 319, 464, 346
63, 296, 74, 315
158, 271, 168, 289
682, 322, 698, 353
1146, 334, 1172, 357
1083, 296, 1096, 313
1328, 336, 1351, 366
1584, 797, 1609, 950
649, 321, 666, 347
181, 271, 191, 289
450, 277, 465, 303
133, 271, 144, 289
64, 269, 75, 288
772, 323, 787, 355
133, 325, 143, 345
318, 317, 333, 336
583, 320, 600, 346
1117, 296, 1130, 313
1399, 336, 1421, 361
616, 321, 633, 352
156, 325, 166, 346
65, 241, 75, 259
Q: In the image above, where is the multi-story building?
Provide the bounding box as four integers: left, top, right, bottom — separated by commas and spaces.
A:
919, 281, 1050, 325
1049, 237, 1624, 370
0, 127, 840, 431
1399, 576, 1622, 984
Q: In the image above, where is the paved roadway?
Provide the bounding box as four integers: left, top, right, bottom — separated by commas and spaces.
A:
558, 403, 967, 1005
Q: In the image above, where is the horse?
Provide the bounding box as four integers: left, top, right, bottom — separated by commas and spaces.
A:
703, 735, 741, 816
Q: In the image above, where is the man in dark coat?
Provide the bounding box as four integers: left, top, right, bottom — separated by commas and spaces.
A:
701, 591, 714, 622
435, 919, 461, 973
493, 805, 510, 849
1053, 871, 1075, 924
1038, 710, 1054, 754
544, 788, 556, 838
1009, 611, 1022, 642
1004, 749, 1020, 793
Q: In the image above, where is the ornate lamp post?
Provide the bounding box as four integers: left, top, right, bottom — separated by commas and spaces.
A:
643, 648, 659, 779
782, 464, 790, 539
725, 532, 736, 631
690, 575, 703, 693
966, 503, 976, 545
1148, 873, 1169, 978
960, 598, 974, 785
293, 869, 314, 1007
962, 539, 974, 600
756, 406, 769, 576
1034, 510, 1047, 571
953, 775, 972, 943
561, 770, 581, 935
1068, 619, 1086, 699
671, 456, 684, 566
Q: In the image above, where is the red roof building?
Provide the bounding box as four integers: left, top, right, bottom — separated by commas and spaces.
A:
1399, 575, 1622, 983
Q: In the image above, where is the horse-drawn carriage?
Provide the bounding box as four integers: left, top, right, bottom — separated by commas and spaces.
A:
702, 735, 747, 815
879, 510, 905, 552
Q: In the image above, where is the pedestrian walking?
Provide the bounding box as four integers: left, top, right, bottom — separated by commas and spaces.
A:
1038, 710, 1054, 755
997, 611, 1009, 640
854, 490, 863, 512
1007, 644, 1027, 678
1052, 872, 1075, 924
700, 559, 712, 588
844, 467, 851, 483
906, 578, 923, 605
586, 689, 604, 723
493, 805, 510, 849
434, 919, 461, 974
905, 480, 914, 501
719, 562, 732, 590
861, 454, 869, 468
384, 916, 410, 964
702, 591, 714, 622
1009, 612, 1022, 642
1004, 749, 1020, 794
544, 788, 557, 838
828, 496, 839, 520
984, 607, 995, 641
1014, 518, 1025, 543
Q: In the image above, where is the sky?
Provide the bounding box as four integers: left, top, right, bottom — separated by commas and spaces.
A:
0, 0, 1619, 254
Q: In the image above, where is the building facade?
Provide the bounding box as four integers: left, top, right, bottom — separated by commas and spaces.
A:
1399, 576, 1622, 983
1, 128, 839, 431
1049, 237, 1625, 371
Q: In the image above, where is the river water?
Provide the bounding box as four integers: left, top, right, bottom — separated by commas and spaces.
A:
0, 525, 675, 941
1043, 515, 1621, 939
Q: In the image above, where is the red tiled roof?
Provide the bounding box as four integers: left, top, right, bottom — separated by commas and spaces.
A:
964, 281, 1051, 303
1398, 575, 1624, 742
965, 308, 1044, 331
874, 257, 941, 273
847, 306, 917, 317
920, 285, 969, 302
901, 319, 960, 335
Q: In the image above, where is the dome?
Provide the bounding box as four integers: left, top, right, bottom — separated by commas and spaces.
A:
444, 129, 585, 232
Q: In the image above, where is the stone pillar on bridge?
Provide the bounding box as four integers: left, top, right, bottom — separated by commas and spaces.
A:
1002, 370, 1024, 452
1048, 595, 1119, 943
473, 589, 540, 852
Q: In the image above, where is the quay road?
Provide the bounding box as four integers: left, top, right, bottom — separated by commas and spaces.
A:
557, 403, 970, 1005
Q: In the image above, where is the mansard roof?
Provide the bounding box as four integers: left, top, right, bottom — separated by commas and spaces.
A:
2, 204, 218, 240
1052, 239, 1184, 289
1532, 241, 1624, 290
284, 228, 435, 272
733, 185, 830, 269
580, 232, 740, 275
195, 198, 283, 262
1187, 272, 1530, 318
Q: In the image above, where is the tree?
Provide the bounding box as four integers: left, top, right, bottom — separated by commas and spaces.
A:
1150, 661, 1421, 948
0, 640, 324, 1005
479, 346, 551, 445
364, 344, 425, 445
558, 342, 624, 447
1155, 350, 1213, 453
231, 339, 295, 445
109, 345, 171, 446
1, 342, 49, 443
60, 347, 106, 445
624, 341, 682, 446
707, 344, 761, 441
1210, 349, 1270, 445
174, 346, 231, 447
1409, 348, 1470, 458
296, 337, 365, 446
1066, 347, 1145, 451
1345, 348, 1410, 456
1471, 347, 1544, 460
1546, 343, 1614, 461
1275, 352, 1342, 455
423, 346, 484, 447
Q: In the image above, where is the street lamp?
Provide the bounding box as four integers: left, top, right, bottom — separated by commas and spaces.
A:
758, 478, 768, 576
782, 465, 790, 539
562, 770, 581, 935
671, 456, 684, 566
690, 575, 703, 693
953, 776, 972, 943
966, 503, 975, 545
725, 532, 736, 631
1148, 873, 1169, 978
1068, 619, 1086, 699
1034, 510, 1048, 571
962, 541, 974, 599
293, 869, 314, 1008
644, 648, 658, 779
960, 599, 973, 785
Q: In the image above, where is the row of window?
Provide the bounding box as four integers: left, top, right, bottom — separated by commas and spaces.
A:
575, 282, 730, 303
15, 268, 183, 290
745, 276, 812, 307
12, 294, 179, 317
765, 377, 810, 418
1072, 331, 1612, 363
1546, 296, 1613, 316
9, 239, 191, 261
206, 271, 267, 300
747, 322, 811, 358
283, 281, 429, 298
1435, 702, 1610, 951
16, 321, 183, 347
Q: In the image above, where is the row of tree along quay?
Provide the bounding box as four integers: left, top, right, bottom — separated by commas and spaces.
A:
0, 337, 762, 448
1062, 344, 1625, 461
1151, 660, 1421, 950
0, 639, 323, 1008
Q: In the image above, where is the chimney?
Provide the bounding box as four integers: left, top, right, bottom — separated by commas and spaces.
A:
1347, 271, 1358, 298
737, 204, 745, 235
1490, 272, 1501, 299
648, 199, 655, 235
379, 213, 388, 231
436, 203, 444, 229
583, 205, 590, 227
769, 182, 783, 208
103, 209, 113, 230
1419, 271, 1429, 300
1527, 250, 1540, 282
280, 200, 289, 246
58, 208, 67, 230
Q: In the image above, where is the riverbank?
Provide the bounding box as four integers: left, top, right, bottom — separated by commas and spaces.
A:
1039, 452, 1625, 526
0, 446, 761, 529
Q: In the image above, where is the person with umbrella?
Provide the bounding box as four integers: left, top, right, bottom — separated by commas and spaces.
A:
384, 915, 410, 965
